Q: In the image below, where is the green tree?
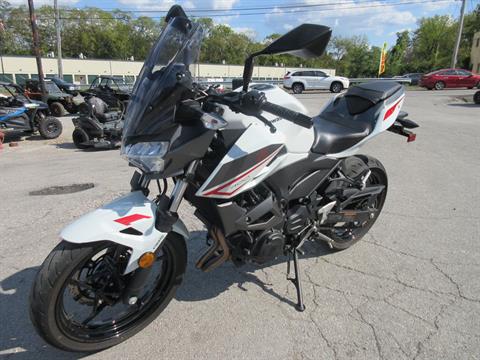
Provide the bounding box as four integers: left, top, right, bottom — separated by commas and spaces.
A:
411, 15, 456, 72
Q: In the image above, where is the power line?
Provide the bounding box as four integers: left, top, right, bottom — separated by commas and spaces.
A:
49, 0, 456, 21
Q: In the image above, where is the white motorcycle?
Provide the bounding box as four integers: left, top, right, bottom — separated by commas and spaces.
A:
29, 5, 418, 352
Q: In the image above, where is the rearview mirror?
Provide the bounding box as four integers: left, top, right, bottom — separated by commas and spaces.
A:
261, 24, 332, 58
242, 24, 332, 91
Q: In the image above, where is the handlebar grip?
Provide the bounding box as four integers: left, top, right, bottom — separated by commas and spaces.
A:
261, 101, 312, 128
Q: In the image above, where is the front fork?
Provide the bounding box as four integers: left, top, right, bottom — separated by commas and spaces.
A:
124, 161, 198, 304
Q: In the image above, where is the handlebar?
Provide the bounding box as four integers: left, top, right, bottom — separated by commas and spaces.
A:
260, 101, 313, 129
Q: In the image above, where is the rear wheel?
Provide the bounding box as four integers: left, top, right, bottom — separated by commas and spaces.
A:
29, 233, 187, 352
330, 82, 343, 93
434, 81, 445, 90
38, 116, 63, 139
292, 83, 304, 94
324, 155, 388, 250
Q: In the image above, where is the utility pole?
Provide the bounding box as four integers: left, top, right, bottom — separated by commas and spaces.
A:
0, 19, 5, 75
54, 0, 63, 79
28, 0, 47, 101
451, 0, 466, 68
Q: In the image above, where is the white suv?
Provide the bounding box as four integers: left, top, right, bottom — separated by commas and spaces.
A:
283, 70, 349, 94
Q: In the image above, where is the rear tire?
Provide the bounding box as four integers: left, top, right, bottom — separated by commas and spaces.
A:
327, 155, 388, 250
38, 117, 63, 139
72, 128, 90, 149
292, 83, 304, 94
29, 233, 187, 352
434, 81, 445, 90
330, 82, 343, 93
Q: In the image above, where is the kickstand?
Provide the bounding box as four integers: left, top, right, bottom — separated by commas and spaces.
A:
287, 248, 305, 312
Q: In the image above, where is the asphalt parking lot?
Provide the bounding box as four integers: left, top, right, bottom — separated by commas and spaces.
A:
0, 89, 479, 360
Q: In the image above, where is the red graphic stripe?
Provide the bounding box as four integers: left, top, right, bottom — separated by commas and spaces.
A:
203, 149, 280, 197
383, 97, 404, 121
114, 214, 151, 226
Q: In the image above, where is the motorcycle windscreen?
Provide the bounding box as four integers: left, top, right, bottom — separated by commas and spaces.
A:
122, 17, 203, 147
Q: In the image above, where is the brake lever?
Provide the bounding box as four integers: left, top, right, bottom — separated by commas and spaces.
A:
255, 114, 277, 133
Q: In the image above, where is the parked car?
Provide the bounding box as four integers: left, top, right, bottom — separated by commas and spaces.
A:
283, 70, 349, 94
419, 69, 480, 90
24, 79, 78, 116
394, 73, 423, 86
48, 76, 80, 95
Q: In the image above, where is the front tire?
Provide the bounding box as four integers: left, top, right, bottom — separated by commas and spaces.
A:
50, 102, 66, 117
29, 233, 187, 352
38, 117, 63, 139
434, 81, 445, 90
72, 128, 90, 149
330, 82, 343, 93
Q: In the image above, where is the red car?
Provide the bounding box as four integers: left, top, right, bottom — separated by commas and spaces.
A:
419, 69, 480, 90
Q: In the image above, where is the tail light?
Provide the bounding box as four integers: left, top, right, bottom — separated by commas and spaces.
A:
284, 75, 290, 79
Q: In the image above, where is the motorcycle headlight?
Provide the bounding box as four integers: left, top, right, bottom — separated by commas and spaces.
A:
68, 86, 75, 91
122, 141, 169, 173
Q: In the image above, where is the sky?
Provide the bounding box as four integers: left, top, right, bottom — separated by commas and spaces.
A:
7, 0, 480, 47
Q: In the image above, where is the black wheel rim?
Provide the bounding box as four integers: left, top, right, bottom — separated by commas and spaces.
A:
331, 170, 386, 244
55, 243, 174, 343
46, 121, 59, 135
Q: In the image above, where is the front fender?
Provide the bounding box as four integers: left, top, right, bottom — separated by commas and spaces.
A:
60, 191, 189, 273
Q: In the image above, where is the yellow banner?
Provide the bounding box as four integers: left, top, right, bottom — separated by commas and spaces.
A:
378, 42, 387, 76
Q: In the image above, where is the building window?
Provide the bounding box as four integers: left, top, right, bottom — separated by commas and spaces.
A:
15, 74, 29, 85
0, 73, 13, 83
74, 74, 87, 84
87, 75, 98, 84
125, 75, 135, 84
63, 74, 73, 83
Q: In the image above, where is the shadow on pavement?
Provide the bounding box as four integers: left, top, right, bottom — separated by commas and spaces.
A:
0, 267, 83, 359
447, 103, 480, 108
176, 231, 331, 307
0, 231, 331, 358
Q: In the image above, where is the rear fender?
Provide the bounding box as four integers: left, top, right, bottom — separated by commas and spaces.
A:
60, 191, 189, 274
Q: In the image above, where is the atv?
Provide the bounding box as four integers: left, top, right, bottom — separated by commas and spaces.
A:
72, 96, 123, 149
24, 79, 78, 116
79, 76, 131, 113
0, 82, 63, 139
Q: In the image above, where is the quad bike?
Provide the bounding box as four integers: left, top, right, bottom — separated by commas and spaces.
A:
72, 96, 123, 149
0, 82, 62, 139
30, 6, 419, 352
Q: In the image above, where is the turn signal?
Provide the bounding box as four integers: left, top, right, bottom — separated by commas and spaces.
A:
138, 252, 156, 268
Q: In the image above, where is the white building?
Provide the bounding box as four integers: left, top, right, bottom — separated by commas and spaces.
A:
0, 55, 335, 85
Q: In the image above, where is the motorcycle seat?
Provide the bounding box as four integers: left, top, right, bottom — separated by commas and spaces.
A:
311, 110, 372, 154
345, 81, 402, 115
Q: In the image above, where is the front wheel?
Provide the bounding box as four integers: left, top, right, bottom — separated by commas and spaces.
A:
38, 116, 63, 139
29, 233, 187, 352
434, 81, 445, 90
330, 82, 343, 93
